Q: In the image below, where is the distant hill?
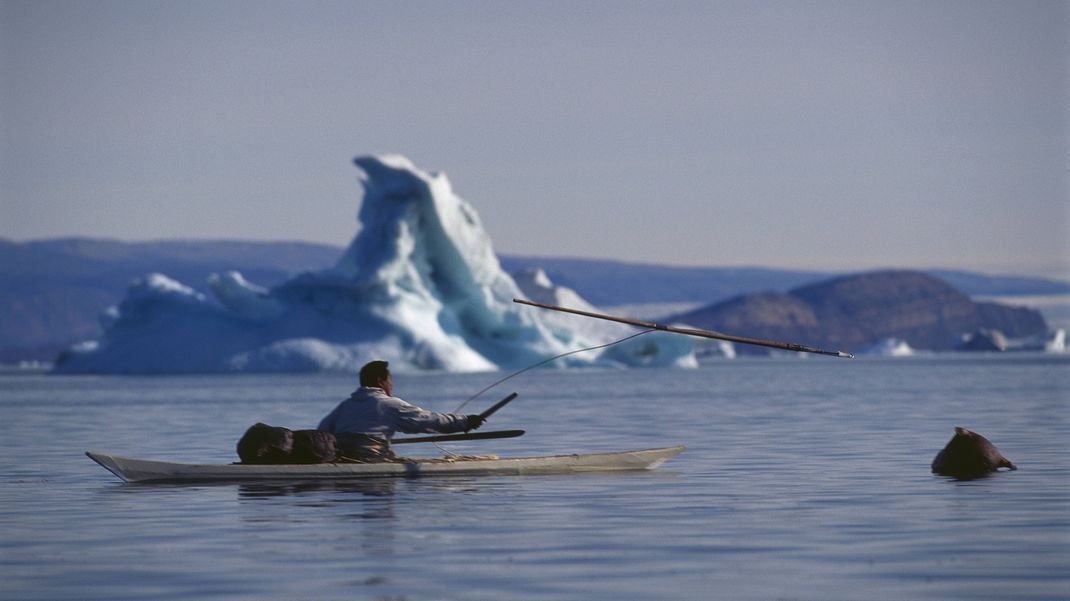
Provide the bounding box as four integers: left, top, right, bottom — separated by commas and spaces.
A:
498, 256, 832, 306
0, 238, 341, 362
498, 257, 1070, 304
927, 269, 1070, 297
666, 271, 1050, 354
1, 238, 1066, 362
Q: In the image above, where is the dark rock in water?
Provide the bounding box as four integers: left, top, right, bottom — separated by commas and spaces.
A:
931, 427, 1017, 479
236, 422, 294, 464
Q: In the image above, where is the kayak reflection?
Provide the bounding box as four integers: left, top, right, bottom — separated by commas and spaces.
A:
238, 478, 398, 499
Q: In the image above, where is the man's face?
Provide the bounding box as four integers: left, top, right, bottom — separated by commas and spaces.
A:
380, 374, 393, 396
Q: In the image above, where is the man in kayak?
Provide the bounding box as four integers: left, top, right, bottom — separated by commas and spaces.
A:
318, 360, 485, 461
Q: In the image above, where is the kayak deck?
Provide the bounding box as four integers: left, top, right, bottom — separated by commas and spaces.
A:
86, 446, 686, 483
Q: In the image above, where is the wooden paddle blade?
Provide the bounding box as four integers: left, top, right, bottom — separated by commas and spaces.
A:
391, 429, 525, 444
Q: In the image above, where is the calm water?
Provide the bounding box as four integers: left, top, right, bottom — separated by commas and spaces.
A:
1, 355, 1068, 600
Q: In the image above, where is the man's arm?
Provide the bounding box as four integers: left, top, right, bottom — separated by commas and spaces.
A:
387, 398, 481, 434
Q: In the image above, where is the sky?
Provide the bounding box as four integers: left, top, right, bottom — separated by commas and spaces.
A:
1, 0, 1067, 278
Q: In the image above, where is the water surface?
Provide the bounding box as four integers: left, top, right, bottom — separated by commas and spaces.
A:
1, 355, 1067, 600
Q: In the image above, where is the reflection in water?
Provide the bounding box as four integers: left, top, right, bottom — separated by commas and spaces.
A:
233, 476, 501, 564
236, 478, 403, 558
237, 478, 399, 499
237, 478, 400, 527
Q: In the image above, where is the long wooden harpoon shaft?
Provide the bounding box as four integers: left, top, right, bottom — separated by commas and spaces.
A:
514, 298, 853, 358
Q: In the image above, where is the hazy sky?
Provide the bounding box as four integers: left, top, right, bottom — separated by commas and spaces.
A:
2, 1, 1067, 277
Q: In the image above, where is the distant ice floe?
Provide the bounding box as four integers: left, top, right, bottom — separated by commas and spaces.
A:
956, 328, 1066, 353
0, 360, 52, 373
859, 338, 915, 357
1004, 328, 1065, 353
1044, 329, 1067, 353
54, 155, 696, 374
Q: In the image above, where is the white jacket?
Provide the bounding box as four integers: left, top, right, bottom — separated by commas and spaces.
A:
317, 386, 468, 440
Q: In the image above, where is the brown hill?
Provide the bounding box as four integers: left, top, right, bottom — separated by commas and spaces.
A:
668, 271, 1048, 354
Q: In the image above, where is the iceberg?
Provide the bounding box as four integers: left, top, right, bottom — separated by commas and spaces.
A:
208, 271, 286, 321
54, 155, 695, 374
693, 339, 737, 360
513, 267, 622, 345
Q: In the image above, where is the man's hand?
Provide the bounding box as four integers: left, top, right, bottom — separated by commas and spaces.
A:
465, 415, 486, 432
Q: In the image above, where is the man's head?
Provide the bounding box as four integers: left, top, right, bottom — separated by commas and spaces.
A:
359, 360, 392, 394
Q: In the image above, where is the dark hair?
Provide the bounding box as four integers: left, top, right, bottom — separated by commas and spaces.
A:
359, 360, 390, 387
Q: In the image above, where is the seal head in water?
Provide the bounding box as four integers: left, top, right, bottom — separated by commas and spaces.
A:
931, 426, 1017, 479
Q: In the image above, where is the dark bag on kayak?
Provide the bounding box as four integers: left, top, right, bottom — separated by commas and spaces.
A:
291, 429, 340, 464
335, 432, 396, 462
236, 422, 294, 464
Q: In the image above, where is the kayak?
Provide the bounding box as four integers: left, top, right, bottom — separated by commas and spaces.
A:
85, 446, 686, 483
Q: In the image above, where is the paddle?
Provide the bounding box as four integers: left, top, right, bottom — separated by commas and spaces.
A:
479, 392, 518, 420
514, 298, 854, 358
392, 429, 525, 444
390, 393, 521, 446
